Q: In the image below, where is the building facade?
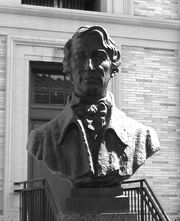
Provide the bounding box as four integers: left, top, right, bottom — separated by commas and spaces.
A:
0, 0, 180, 220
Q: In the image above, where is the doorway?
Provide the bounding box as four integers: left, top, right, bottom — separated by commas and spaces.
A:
28, 61, 73, 211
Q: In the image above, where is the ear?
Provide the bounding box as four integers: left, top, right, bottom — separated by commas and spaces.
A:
63, 62, 73, 81
110, 64, 119, 78
110, 65, 115, 78
66, 71, 73, 82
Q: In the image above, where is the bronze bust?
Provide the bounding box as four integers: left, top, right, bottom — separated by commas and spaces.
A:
27, 26, 160, 188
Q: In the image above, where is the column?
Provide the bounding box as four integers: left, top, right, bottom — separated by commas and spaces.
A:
112, 0, 134, 15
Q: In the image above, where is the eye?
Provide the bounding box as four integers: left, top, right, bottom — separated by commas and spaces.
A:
73, 51, 86, 63
91, 50, 109, 64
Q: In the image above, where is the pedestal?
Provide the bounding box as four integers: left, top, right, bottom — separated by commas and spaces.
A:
66, 187, 129, 214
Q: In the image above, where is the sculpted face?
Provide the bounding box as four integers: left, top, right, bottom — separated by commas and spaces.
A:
69, 33, 112, 102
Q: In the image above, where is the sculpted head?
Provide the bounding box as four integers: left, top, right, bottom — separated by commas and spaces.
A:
63, 26, 121, 102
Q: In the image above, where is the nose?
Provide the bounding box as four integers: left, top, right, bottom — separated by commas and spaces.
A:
85, 58, 95, 70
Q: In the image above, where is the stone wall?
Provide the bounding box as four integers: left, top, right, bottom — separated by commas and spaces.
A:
134, 0, 179, 19
121, 45, 180, 220
0, 36, 6, 214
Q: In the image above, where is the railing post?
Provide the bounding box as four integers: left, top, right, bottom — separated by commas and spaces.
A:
140, 180, 144, 221
42, 188, 46, 221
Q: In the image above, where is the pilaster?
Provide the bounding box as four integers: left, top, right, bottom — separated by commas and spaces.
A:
100, 0, 113, 13
112, 0, 134, 15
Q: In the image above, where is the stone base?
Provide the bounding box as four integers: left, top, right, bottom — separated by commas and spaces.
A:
71, 187, 123, 197
62, 213, 137, 221
66, 187, 129, 214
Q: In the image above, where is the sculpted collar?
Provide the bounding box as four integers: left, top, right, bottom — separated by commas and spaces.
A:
71, 93, 113, 133
58, 91, 116, 144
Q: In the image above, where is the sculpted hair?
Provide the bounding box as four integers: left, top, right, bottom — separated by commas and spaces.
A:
63, 26, 121, 78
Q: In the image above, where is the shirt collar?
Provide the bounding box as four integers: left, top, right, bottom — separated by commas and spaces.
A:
58, 91, 115, 144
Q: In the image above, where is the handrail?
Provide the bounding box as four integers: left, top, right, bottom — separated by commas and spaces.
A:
15, 178, 46, 185
45, 179, 63, 219
122, 178, 146, 184
142, 187, 165, 220
143, 180, 170, 221
122, 179, 170, 221
14, 178, 63, 221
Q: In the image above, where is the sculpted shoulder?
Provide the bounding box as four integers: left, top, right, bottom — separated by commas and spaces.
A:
26, 106, 74, 167
109, 106, 160, 154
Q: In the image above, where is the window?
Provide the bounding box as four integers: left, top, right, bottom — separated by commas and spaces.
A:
30, 61, 73, 122
32, 69, 72, 105
22, 0, 99, 11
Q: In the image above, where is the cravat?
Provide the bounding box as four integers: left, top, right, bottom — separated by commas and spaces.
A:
73, 100, 110, 134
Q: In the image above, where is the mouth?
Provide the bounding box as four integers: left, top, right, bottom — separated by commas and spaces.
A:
79, 70, 103, 85
82, 76, 101, 84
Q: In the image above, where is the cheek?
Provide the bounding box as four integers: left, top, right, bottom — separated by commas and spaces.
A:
102, 65, 111, 83
71, 70, 82, 87
71, 62, 84, 76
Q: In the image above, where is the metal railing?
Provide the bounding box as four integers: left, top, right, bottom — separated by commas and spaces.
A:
14, 178, 170, 221
122, 179, 170, 221
21, 0, 96, 11
14, 179, 63, 221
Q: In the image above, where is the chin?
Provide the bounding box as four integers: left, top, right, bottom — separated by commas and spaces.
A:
86, 87, 100, 94
77, 84, 106, 101
85, 88, 105, 99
